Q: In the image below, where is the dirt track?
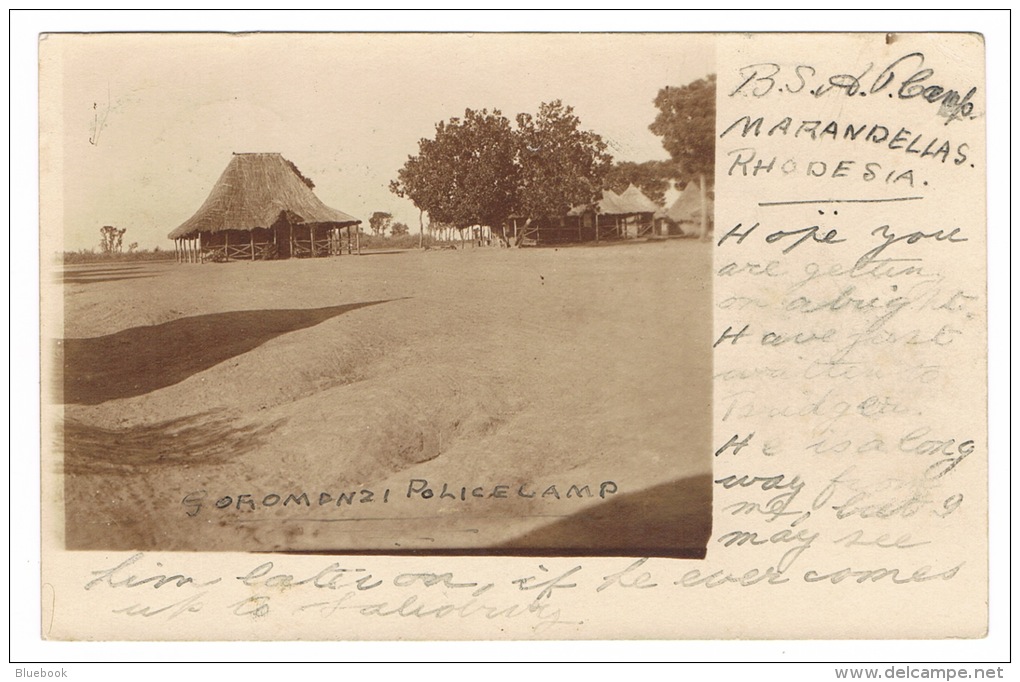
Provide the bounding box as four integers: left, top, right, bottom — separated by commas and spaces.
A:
53, 240, 712, 556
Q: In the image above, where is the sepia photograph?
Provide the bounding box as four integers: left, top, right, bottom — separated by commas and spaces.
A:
45, 33, 715, 558
19, 14, 1008, 661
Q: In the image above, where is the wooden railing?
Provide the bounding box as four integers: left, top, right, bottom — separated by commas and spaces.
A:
203, 242, 278, 262
177, 228, 359, 263
291, 237, 331, 258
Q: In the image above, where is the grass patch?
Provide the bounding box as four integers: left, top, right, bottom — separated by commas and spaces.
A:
60, 249, 176, 265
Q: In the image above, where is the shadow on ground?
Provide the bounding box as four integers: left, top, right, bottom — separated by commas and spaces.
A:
60, 274, 159, 285
59, 266, 145, 275
355, 250, 413, 257
60, 410, 286, 475
283, 474, 713, 559
55, 300, 394, 405
61, 410, 287, 550
57, 265, 160, 285
493, 474, 712, 559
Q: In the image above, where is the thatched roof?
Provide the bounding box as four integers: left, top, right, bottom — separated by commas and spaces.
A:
665, 185, 714, 224
615, 184, 660, 214
169, 153, 361, 239
569, 185, 659, 217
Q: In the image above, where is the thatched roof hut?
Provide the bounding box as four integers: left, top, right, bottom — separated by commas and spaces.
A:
557, 184, 659, 242
568, 185, 659, 217
169, 153, 362, 262
513, 185, 663, 246
662, 185, 714, 236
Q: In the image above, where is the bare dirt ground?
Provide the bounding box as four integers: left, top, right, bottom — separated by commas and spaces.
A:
51, 240, 712, 557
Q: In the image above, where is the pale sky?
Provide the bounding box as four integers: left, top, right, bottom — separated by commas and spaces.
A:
43, 33, 714, 250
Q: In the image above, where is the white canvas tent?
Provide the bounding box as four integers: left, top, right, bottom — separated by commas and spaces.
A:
662, 184, 714, 237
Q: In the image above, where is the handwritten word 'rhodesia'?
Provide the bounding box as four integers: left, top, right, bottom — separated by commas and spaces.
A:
726, 148, 920, 186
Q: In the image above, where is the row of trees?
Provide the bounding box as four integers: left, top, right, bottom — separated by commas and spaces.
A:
389, 75, 715, 245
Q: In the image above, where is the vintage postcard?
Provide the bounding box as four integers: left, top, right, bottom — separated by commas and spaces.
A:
36, 31, 989, 642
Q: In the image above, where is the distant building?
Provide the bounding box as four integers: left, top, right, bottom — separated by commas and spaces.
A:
515, 184, 661, 246
168, 152, 362, 262
658, 184, 714, 237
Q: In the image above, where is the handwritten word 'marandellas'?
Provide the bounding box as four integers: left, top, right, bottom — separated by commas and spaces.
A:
720, 116, 970, 165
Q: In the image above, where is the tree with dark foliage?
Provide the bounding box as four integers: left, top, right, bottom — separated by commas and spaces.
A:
369, 211, 393, 237
390, 108, 518, 240
514, 100, 612, 237
391, 101, 611, 247
100, 225, 126, 254
650, 74, 716, 237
